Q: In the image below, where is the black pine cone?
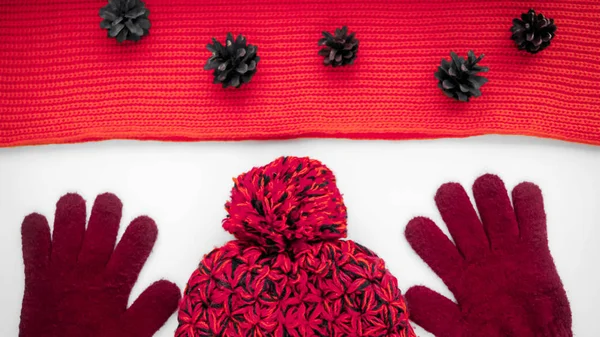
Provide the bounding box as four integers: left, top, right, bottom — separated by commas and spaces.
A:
435, 51, 489, 102
99, 0, 150, 43
318, 26, 358, 67
204, 33, 260, 88
511, 9, 556, 54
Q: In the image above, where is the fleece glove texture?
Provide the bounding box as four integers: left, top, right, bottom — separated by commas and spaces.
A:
405, 174, 571, 337
19, 193, 181, 337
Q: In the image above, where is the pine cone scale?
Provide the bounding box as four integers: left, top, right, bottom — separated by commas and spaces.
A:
109, 24, 124, 37
99, 8, 118, 21
248, 60, 257, 70
230, 77, 240, 88
468, 76, 487, 89
125, 20, 142, 36
237, 63, 248, 74
125, 8, 146, 19
218, 62, 229, 71
137, 18, 150, 29
236, 48, 246, 59
117, 30, 128, 42
204, 58, 219, 71
442, 80, 454, 90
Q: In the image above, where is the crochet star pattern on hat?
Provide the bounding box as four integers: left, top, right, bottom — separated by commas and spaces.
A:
176, 156, 416, 337
1, 1, 600, 147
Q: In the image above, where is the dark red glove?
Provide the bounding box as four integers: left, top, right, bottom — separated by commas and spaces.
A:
404, 174, 571, 337
19, 193, 181, 337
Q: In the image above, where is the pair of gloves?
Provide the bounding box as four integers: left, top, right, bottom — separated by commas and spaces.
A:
18, 174, 571, 337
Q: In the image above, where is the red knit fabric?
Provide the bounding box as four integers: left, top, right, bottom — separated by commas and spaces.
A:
19, 193, 181, 337
1, 1, 599, 147
404, 174, 571, 337
223, 156, 348, 252
177, 157, 415, 337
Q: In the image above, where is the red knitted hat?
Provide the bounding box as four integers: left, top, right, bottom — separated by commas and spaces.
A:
1, 0, 600, 147
176, 156, 415, 337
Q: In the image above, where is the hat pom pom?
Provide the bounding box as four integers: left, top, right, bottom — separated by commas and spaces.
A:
223, 156, 347, 251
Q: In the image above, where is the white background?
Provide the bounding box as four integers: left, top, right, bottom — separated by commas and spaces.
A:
0, 136, 599, 337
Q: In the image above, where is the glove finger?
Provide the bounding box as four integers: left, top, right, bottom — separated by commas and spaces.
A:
106, 216, 158, 293
405, 217, 464, 291
512, 182, 548, 246
405, 286, 464, 337
51, 193, 86, 271
472, 174, 519, 250
21, 213, 51, 282
435, 182, 489, 260
78, 193, 122, 270
121, 280, 181, 337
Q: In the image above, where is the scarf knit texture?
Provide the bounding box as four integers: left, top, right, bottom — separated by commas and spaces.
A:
1, 0, 599, 147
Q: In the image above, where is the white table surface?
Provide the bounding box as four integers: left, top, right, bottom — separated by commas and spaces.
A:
1, 136, 599, 337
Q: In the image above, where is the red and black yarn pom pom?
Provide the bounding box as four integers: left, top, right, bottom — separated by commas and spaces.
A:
223, 156, 347, 252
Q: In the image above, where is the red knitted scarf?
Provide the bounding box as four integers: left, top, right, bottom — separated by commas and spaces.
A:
1, 0, 599, 147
